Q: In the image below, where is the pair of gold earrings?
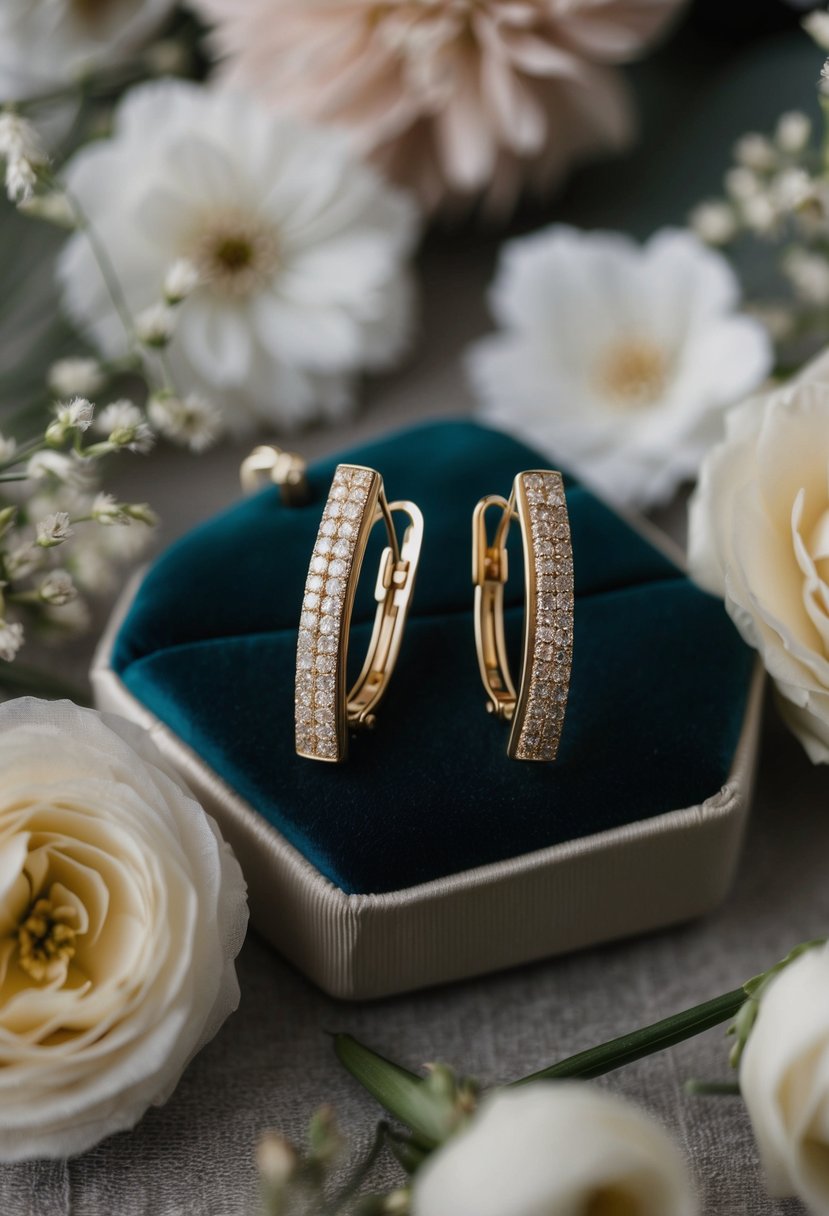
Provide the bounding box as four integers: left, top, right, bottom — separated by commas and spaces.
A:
294, 463, 574, 764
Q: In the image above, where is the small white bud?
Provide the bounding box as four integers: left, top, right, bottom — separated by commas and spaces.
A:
90, 492, 125, 525
48, 359, 104, 398
741, 193, 778, 236
17, 190, 76, 228
135, 302, 175, 348
0, 620, 24, 662
6, 544, 42, 580
734, 133, 777, 173
256, 1134, 299, 1187
163, 259, 199, 304
783, 248, 829, 305
0, 112, 46, 205
38, 569, 77, 607
689, 200, 737, 245
804, 11, 829, 51
725, 167, 761, 203
776, 111, 811, 154
773, 167, 815, 211
36, 511, 73, 548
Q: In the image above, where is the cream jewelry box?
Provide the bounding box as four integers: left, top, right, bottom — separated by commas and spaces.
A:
92, 422, 763, 999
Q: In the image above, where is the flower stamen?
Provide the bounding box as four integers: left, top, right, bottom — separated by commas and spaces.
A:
17, 898, 77, 983
188, 210, 280, 298
596, 338, 669, 410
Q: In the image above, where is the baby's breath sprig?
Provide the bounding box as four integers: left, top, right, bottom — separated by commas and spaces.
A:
688, 17, 829, 371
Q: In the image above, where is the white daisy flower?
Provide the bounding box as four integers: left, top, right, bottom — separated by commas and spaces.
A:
57, 80, 419, 435
38, 569, 77, 607
36, 512, 73, 548
147, 391, 222, 452
0, 621, 23, 662
0, 0, 178, 102
48, 359, 105, 399
467, 225, 773, 509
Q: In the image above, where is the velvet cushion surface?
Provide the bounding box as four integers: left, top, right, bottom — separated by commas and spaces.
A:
113, 421, 754, 895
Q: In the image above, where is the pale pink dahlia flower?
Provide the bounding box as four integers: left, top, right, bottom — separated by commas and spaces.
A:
189, 0, 685, 214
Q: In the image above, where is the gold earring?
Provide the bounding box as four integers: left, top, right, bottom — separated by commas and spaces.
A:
472, 471, 573, 762
295, 464, 423, 762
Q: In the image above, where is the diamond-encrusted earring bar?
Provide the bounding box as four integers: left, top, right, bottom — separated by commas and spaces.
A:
472, 470, 574, 763
510, 471, 573, 762
295, 464, 423, 763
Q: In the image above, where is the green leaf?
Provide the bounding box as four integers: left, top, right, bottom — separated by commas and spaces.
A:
333, 1035, 443, 1148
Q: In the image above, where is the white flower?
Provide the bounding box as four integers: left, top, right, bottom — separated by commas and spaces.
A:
5, 543, 42, 581
821, 59, 829, 98
783, 248, 829, 305
26, 450, 96, 490
740, 942, 829, 1212
804, 10, 829, 51
57, 80, 419, 435
467, 225, 772, 508
38, 569, 77, 606
0, 112, 46, 204
0, 621, 23, 662
147, 391, 222, 452
48, 358, 104, 399
46, 396, 95, 445
135, 302, 176, 348
688, 350, 829, 762
742, 192, 778, 236
734, 133, 777, 173
0, 0, 179, 101
36, 512, 73, 548
96, 400, 154, 454
776, 111, 812, 154
90, 492, 127, 525
725, 166, 761, 203
411, 1084, 697, 1216
689, 201, 737, 246
0, 435, 17, 465
163, 258, 199, 304
0, 697, 248, 1159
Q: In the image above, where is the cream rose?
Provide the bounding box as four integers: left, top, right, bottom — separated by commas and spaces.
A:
0, 697, 248, 1160
688, 352, 829, 761
411, 1083, 698, 1216
740, 942, 829, 1213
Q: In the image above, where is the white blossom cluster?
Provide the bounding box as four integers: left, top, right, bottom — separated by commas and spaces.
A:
0, 392, 160, 664
689, 19, 829, 361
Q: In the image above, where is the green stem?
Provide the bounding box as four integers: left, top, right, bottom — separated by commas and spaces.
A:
321, 1122, 390, 1216
0, 662, 90, 703
514, 988, 747, 1084
684, 1079, 741, 1096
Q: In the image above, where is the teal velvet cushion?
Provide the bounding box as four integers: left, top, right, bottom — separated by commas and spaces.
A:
112, 421, 754, 895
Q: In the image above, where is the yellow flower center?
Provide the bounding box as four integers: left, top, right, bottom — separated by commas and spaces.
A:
188, 210, 280, 298
583, 1187, 641, 1216
596, 338, 669, 410
17, 898, 77, 983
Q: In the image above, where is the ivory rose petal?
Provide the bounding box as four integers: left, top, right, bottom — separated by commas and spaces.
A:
0, 698, 248, 1160
688, 352, 829, 762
